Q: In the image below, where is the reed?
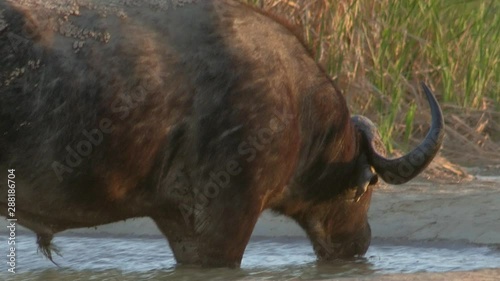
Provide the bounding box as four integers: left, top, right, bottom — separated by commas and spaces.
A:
247, 0, 500, 152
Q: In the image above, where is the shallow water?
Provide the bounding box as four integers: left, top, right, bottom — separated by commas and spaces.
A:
2, 234, 500, 280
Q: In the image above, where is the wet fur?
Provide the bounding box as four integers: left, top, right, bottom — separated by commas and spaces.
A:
37, 234, 61, 266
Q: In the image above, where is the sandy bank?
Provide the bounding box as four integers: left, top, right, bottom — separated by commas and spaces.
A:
340, 268, 500, 281
369, 177, 500, 244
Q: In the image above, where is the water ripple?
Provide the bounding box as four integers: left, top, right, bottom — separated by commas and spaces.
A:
2, 234, 499, 280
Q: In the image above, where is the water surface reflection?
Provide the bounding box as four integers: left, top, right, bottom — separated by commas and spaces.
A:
3, 235, 500, 280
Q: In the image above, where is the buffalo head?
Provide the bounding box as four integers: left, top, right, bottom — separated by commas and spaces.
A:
274, 84, 444, 260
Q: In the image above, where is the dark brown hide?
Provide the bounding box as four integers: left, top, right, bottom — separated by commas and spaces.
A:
0, 0, 443, 267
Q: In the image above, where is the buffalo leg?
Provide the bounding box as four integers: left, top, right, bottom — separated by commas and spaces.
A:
154, 218, 201, 265
154, 195, 261, 267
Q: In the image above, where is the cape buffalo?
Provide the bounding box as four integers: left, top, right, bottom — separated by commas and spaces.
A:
0, 0, 444, 267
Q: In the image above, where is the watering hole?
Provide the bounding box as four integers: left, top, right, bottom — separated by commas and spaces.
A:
2, 234, 500, 280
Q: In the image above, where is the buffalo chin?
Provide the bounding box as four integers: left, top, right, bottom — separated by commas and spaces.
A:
291, 186, 374, 261
313, 222, 371, 261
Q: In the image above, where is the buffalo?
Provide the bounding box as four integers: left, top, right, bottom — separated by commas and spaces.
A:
0, 0, 444, 267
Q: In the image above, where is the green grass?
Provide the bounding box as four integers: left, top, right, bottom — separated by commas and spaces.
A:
248, 0, 500, 152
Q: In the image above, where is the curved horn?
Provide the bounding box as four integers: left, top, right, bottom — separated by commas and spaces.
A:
352, 83, 445, 184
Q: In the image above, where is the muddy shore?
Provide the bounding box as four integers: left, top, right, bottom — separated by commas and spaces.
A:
357, 175, 500, 280
341, 268, 500, 281
369, 176, 500, 245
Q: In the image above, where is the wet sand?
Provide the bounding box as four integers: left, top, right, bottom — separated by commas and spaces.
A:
341, 268, 500, 281
369, 176, 500, 244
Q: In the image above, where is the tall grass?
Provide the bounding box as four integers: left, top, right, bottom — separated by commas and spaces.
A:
247, 0, 500, 152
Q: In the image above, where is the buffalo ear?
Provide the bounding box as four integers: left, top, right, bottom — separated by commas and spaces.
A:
353, 158, 377, 202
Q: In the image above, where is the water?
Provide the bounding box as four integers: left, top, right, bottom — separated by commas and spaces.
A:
2, 234, 500, 280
